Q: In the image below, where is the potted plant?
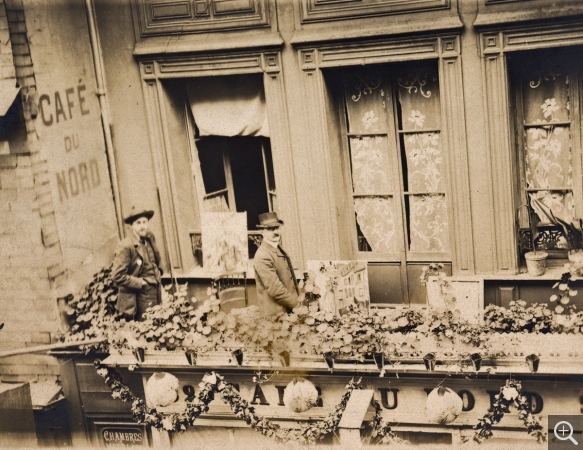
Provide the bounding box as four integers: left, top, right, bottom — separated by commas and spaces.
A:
519, 203, 548, 276
532, 199, 583, 274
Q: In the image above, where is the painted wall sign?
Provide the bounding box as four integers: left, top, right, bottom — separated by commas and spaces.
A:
26, 1, 119, 286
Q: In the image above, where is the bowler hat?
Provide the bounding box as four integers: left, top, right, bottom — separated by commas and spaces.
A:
257, 212, 284, 228
124, 206, 154, 224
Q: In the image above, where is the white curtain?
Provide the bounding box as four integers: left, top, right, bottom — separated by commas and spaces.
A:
186, 75, 270, 137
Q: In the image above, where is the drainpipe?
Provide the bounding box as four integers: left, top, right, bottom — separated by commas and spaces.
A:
84, 0, 124, 238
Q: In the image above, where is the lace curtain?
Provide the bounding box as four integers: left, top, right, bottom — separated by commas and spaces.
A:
522, 73, 574, 223
343, 67, 449, 254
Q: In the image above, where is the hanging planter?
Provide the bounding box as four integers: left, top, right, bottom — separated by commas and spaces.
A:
145, 372, 180, 407
426, 386, 463, 424
524, 251, 548, 277
470, 353, 482, 371
132, 347, 145, 364
185, 350, 197, 366
423, 353, 437, 371
373, 352, 385, 370
279, 350, 291, 367
232, 349, 244, 366
525, 354, 540, 373
324, 352, 335, 372
283, 377, 319, 413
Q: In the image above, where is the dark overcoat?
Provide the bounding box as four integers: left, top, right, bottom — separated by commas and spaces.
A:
253, 242, 299, 315
111, 230, 162, 316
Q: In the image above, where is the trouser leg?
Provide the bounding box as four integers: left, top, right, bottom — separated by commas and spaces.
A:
136, 283, 160, 321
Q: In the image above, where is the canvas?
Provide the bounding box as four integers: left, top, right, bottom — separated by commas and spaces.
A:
305, 260, 370, 315
201, 212, 248, 273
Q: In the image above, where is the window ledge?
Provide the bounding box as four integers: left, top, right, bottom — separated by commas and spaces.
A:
452, 265, 574, 282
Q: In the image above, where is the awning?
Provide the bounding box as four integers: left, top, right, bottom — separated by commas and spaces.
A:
0, 78, 20, 116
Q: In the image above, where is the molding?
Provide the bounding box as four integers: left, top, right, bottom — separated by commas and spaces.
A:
474, 6, 583, 29
438, 41, 475, 274
481, 54, 517, 273
478, 20, 583, 55
298, 35, 449, 71
262, 71, 304, 268
133, 31, 283, 56
299, 0, 450, 24
296, 58, 341, 260
133, 0, 270, 37
138, 50, 280, 79
290, 15, 463, 45
141, 79, 182, 270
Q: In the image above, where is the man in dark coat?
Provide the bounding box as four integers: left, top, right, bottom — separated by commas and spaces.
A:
253, 212, 299, 315
112, 206, 163, 320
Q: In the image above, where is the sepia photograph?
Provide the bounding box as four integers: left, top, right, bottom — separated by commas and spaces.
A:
0, 0, 583, 449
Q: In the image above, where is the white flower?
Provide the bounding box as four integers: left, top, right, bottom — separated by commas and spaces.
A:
96, 368, 108, 377
161, 418, 173, 431
408, 110, 425, 128
361, 110, 379, 130
541, 98, 559, 119
502, 386, 519, 401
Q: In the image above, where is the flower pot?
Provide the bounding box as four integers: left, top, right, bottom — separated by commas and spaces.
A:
323, 352, 334, 371
373, 352, 385, 370
132, 347, 145, 363
279, 350, 291, 367
232, 349, 244, 366
470, 353, 482, 371
568, 250, 583, 275
524, 251, 548, 276
525, 354, 540, 373
423, 353, 437, 371
185, 350, 197, 366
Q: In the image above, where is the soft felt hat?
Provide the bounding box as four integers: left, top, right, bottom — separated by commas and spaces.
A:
124, 206, 154, 224
257, 212, 284, 228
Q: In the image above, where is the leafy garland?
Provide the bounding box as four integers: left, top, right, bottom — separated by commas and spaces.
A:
94, 360, 398, 444
474, 379, 547, 443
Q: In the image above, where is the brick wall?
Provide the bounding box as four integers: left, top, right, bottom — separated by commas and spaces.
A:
0, 0, 62, 375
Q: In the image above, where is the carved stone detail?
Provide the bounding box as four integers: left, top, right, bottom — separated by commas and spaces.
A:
152, 53, 264, 77
134, 0, 270, 37
300, 0, 450, 24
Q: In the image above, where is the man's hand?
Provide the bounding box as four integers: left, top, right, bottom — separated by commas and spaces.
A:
140, 279, 148, 289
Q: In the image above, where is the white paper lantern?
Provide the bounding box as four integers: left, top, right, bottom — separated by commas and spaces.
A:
145, 372, 180, 407
426, 386, 463, 424
283, 377, 319, 413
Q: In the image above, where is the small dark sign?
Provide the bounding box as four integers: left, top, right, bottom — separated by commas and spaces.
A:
95, 423, 147, 447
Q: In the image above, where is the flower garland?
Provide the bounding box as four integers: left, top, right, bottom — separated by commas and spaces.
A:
94, 360, 395, 444
473, 379, 547, 443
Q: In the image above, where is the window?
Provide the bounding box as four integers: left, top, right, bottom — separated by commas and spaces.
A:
509, 48, 583, 257
185, 75, 275, 259
334, 61, 451, 304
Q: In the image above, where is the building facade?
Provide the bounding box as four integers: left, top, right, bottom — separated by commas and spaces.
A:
2, 0, 583, 446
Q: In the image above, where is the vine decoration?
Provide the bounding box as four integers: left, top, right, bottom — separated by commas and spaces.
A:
473, 379, 547, 443
94, 360, 399, 444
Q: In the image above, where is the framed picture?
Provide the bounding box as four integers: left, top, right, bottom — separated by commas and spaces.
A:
201, 212, 248, 273
306, 260, 370, 315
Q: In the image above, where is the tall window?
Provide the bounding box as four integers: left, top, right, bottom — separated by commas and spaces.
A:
337, 62, 451, 304
509, 48, 583, 257
186, 75, 276, 259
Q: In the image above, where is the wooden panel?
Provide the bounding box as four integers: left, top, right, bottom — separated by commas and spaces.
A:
214, 0, 254, 14
134, 0, 270, 37
81, 392, 134, 414
438, 37, 474, 274
482, 53, 517, 273
151, 1, 191, 20
300, 0, 450, 23
368, 263, 403, 305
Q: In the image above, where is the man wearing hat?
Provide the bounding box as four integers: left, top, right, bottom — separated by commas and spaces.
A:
112, 206, 163, 320
253, 212, 299, 315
